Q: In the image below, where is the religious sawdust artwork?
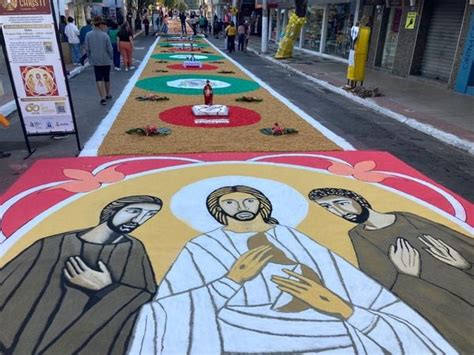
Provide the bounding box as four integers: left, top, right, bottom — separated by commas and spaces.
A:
96, 36, 340, 155
1, 151, 472, 354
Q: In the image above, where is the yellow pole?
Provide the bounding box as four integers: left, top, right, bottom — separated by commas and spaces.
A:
347, 26, 371, 85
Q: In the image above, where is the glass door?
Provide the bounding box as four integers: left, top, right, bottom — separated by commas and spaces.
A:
381, 7, 402, 69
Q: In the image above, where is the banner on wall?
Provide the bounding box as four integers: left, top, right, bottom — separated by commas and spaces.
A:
0, 0, 80, 153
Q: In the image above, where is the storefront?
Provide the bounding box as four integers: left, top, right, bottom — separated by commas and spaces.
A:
295, 0, 361, 61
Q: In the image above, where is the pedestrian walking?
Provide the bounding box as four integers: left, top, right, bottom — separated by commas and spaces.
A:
162, 15, 169, 34
59, 15, 68, 43
108, 22, 121, 70
198, 15, 205, 34
65, 17, 81, 65
143, 17, 150, 36
225, 21, 236, 53
85, 16, 113, 105
244, 20, 250, 52
179, 12, 187, 35
79, 19, 93, 65
117, 22, 135, 71
237, 22, 246, 51
213, 15, 219, 38
190, 13, 197, 35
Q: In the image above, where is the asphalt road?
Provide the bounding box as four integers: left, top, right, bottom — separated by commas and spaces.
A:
0, 34, 157, 194
1, 35, 473, 202
215, 47, 474, 201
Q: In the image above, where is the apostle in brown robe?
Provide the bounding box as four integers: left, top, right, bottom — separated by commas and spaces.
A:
309, 188, 474, 354
0, 195, 162, 355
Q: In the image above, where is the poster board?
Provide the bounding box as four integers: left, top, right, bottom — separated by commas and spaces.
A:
0, 0, 78, 138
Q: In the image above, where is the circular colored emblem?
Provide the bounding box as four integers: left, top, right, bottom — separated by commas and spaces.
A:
160, 42, 209, 48
152, 53, 224, 62
136, 74, 260, 95
167, 64, 218, 71
160, 105, 261, 128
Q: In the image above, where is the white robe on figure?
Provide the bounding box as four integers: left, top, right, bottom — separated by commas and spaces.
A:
129, 225, 456, 354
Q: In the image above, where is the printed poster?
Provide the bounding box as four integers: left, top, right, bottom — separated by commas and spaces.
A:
0, 0, 76, 134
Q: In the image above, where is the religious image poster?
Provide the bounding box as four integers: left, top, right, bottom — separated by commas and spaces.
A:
20, 65, 59, 97
0, 0, 75, 134
0, 151, 473, 354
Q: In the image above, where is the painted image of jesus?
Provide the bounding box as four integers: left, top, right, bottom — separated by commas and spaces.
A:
309, 187, 474, 353
129, 185, 455, 354
0, 195, 161, 354
203, 79, 213, 105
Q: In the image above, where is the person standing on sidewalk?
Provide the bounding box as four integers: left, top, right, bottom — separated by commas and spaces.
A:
179, 12, 187, 35
225, 21, 236, 53
117, 22, 135, 71
65, 17, 81, 65
79, 19, 93, 65
237, 22, 246, 51
108, 22, 121, 70
59, 15, 68, 43
244, 20, 250, 52
162, 15, 169, 34
85, 16, 113, 105
143, 16, 150, 36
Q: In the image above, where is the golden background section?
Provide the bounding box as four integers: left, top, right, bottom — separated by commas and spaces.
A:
1, 163, 469, 283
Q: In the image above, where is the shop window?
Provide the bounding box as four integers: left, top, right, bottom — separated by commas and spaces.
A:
324, 4, 354, 58
381, 7, 402, 69
303, 7, 324, 51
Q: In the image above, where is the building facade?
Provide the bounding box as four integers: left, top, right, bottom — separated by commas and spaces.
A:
364, 0, 474, 95
263, 0, 473, 95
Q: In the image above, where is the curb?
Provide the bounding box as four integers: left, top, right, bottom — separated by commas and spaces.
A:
0, 63, 90, 118
248, 47, 474, 155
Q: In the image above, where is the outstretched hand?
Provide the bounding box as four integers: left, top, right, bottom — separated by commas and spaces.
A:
63, 256, 112, 291
271, 269, 353, 319
389, 238, 421, 277
419, 234, 470, 270
227, 245, 273, 284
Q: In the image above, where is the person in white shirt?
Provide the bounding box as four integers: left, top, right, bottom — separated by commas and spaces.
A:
65, 17, 81, 65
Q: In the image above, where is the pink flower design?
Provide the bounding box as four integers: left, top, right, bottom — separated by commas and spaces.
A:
48, 166, 125, 193
328, 160, 388, 183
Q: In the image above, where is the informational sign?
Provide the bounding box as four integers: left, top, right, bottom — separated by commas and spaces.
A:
0, 0, 77, 135
405, 12, 417, 30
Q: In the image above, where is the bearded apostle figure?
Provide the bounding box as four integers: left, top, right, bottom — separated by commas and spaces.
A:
129, 185, 455, 354
0, 195, 162, 354
309, 187, 474, 353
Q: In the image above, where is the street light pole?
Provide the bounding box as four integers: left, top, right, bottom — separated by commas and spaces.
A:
261, 0, 268, 53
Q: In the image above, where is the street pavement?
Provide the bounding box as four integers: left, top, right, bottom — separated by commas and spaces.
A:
0, 33, 157, 193
1, 34, 473, 201
208, 36, 473, 200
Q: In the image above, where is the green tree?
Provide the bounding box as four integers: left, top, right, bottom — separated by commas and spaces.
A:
164, 0, 177, 9
176, 0, 188, 12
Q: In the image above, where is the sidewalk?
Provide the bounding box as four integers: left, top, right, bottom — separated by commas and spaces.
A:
246, 37, 474, 153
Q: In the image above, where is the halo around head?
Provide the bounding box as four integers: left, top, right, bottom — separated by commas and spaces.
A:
170, 175, 308, 232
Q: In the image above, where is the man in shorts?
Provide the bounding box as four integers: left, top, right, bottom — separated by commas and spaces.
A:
85, 16, 113, 105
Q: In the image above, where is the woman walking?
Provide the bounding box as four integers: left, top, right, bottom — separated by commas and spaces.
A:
225, 21, 236, 53
117, 23, 134, 71
108, 22, 121, 70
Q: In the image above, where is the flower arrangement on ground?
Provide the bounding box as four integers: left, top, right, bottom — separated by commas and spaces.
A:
235, 96, 263, 102
126, 125, 172, 136
260, 122, 298, 136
